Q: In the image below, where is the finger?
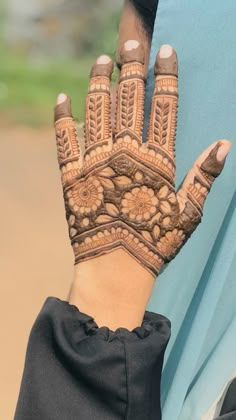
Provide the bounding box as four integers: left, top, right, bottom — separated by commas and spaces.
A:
85, 55, 114, 154
54, 93, 82, 186
177, 140, 232, 233
115, 40, 145, 141
148, 45, 178, 184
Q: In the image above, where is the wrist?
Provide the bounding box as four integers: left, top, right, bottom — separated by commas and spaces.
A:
68, 249, 156, 330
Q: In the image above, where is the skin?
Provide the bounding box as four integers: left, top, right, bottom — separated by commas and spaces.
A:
60, 2, 232, 331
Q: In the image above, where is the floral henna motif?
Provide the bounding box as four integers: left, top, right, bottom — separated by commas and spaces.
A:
67, 178, 104, 215
121, 187, 158, 221
54, 43, 231, 277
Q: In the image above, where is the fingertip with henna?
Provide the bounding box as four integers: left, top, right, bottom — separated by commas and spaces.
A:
90, 55, 114, 79
54, 93, 72, 122
216, 140, 232, 162
120, 39, 145, 66
155, 44, 178, 77
201, 140, 232, 177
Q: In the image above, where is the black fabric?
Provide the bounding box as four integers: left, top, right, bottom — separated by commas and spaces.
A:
214, 378, 236, 420
14, 297, 171, 420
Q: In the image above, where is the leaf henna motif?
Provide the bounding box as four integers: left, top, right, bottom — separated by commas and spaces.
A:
100, 178, 115, 190
154, 101, 170, 146
99, 167, 115, 177
121, 82, 136, 129
153, 225, 160, 241
96, 215, 113, 223
105, 203, 119, 217
57, 131, 71, 160
87, 95, 103, 144
115, 176, 132, 186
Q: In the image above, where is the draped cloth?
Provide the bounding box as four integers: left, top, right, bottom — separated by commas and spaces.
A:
145, 1, 236, 419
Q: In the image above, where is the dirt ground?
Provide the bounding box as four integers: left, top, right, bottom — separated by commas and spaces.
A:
0, 124, 74, 419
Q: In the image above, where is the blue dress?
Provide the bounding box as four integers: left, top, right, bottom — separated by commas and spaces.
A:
145, 1, 236, 418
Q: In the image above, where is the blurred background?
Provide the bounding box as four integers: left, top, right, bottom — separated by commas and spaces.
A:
0, 1, 122, 418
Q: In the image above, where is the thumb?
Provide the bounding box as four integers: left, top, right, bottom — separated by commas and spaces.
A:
177, 140, 232, 233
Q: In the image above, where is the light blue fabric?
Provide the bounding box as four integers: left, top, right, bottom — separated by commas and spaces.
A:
145, 1, 236, 419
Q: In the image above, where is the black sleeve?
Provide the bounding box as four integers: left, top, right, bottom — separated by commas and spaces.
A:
14, 297, 171, 420
214, 378, 236, 420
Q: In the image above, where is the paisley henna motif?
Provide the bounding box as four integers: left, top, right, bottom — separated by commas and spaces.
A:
54, 43, 231, 277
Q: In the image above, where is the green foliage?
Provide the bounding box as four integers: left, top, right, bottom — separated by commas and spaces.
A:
0, 44, 93, 126
92, 11, 120, 59
0, 11, 120, 127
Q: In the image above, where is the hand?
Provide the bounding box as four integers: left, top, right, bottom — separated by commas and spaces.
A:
54, 42, 231, 279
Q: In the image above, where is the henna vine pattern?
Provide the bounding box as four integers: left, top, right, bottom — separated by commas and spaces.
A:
54, 44, 230, 277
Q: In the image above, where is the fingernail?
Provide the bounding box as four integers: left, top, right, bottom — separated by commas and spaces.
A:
96, 55, 112, 65
124, 40, 140, 51
57, 93, 67, 105
216, 141, 232, 162
159, 44, 173, 58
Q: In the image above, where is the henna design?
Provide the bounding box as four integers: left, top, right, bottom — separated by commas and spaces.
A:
54, 45, 230, 277
62, 137, 180, 275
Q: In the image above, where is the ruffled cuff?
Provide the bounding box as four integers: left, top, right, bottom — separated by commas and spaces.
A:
55, 296, 171, 341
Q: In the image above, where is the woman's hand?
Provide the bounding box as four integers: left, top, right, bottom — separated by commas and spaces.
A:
54, 42, 231, 278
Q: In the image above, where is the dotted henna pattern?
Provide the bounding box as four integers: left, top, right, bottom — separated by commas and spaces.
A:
54, 45, 227, 277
